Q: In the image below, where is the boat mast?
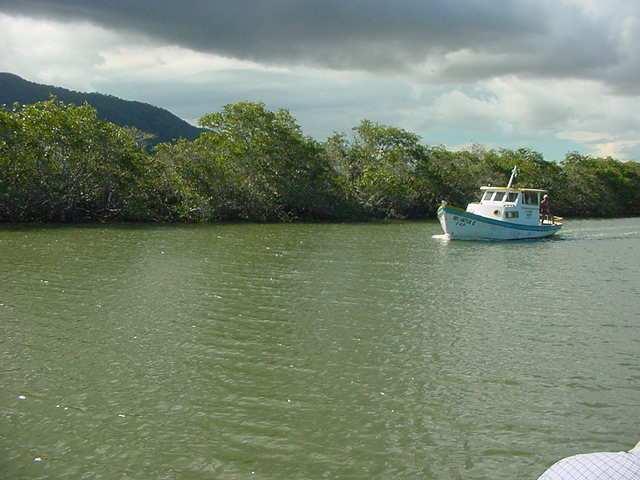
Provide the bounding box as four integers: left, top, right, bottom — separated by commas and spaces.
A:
506, 166, 518, 190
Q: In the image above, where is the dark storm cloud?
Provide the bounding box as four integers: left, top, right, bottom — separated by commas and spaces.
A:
0, 1, 594, 67
0, 0, 635, 89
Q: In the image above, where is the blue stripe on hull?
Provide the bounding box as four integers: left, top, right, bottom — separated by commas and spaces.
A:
438, 206, 560, 233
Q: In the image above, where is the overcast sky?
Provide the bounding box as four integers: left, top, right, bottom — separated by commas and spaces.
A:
1, 0, 639, 160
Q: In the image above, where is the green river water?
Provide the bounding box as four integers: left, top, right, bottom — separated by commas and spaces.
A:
1, 218, 639, 479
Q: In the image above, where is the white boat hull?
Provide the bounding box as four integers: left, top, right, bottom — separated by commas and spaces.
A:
437, 206, 561, 240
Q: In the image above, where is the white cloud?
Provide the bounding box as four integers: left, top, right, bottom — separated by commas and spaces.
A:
96, 46, 291, 80
0, 13, 126, 90
591, 140, 640, 158
425, 76, 640, 158
556, 131, 611, 144
0, 13, 293, 90
558, 132, 640, 159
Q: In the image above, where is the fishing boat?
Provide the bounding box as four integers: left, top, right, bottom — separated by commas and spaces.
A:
436, 167, 562, 240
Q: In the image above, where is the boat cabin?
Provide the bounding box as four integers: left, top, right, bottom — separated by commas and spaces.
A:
466, 187, 548, 226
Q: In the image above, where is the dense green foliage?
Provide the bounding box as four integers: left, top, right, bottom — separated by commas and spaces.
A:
1, 99, 638, 223
0, 72, 202, 145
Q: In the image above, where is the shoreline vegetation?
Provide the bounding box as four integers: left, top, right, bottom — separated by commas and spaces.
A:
1, 99, 639, 223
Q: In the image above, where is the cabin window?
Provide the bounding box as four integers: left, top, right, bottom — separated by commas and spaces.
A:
493, 192, 506, 202
506, 192, 518, 203
505, 211, 519, 219
523, 191, 539, 205
483, 191, 494, 201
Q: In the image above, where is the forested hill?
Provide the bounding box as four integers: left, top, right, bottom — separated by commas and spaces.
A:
0, 72, 202, 145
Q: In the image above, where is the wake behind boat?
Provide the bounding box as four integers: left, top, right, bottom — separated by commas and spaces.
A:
436, 167, 562, 240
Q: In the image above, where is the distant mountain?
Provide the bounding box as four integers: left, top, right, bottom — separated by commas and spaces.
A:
0, 72, 202, 145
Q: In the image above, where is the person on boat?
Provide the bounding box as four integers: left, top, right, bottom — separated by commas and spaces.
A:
540, 194, 551, 224
537, 441, 640, 479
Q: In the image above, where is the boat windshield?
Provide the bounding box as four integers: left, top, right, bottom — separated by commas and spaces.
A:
506, 192, 518, 202
523, 191, 539, 205
493, 192, 506, 202
482, 191, 494, 201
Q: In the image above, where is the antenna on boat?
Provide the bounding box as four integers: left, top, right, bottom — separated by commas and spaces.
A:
506, 166, 518, 189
